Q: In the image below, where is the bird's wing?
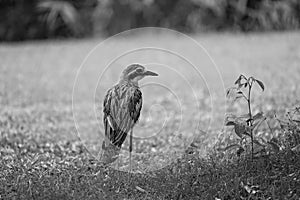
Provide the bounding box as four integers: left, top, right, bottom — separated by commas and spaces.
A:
103, 84, 142, 147
128, 88, 142, 124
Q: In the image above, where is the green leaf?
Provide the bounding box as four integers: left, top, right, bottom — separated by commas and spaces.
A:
255, 79, 265, 91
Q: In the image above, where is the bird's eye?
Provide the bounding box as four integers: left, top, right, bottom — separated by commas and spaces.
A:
136, 68, 143, 73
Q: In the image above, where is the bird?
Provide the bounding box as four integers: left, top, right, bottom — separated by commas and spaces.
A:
101, 64, 158, 171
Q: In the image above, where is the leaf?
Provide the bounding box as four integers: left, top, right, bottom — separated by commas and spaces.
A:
253, 112, 264, 121
226, 87, 237, 98
234, 123, 248, 138
255, 79, 265, 91
232, 90, 246, 102
234, 75, 247, 90
234, 76, 242, 85
248, 76, 255, 85
225, 121, 236, 126
235, 75, 248, 89
239, 74, 247, 81
251, 115, 266, 130
234, 95, 243, 102
238, 113, 250, 119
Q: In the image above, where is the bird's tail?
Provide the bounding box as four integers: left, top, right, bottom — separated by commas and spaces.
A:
101, 116, 129, 164
100, 131, 127, 165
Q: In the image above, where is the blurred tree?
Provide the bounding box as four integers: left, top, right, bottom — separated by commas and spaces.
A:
0, 0, 41, 41
0, 0, 299, 40
0, 0, 97, 41
37, 1, 81, 37
104, 0, 135, 35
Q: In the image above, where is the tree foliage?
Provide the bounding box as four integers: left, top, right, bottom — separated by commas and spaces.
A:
1, 0, 300, 40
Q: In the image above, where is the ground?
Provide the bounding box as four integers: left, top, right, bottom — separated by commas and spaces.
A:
0, 32, 300, 199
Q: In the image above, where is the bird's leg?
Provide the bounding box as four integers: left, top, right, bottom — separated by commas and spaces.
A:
100, 135, 109, 162
129, 129, 133, 173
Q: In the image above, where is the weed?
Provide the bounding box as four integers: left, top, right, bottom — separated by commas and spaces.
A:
225, 74, 266, 159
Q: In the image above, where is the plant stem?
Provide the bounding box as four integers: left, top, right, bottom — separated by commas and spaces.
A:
248, 83, 254, 160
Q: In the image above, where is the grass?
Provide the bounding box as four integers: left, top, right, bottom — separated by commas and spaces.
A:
1, 31, 300, 199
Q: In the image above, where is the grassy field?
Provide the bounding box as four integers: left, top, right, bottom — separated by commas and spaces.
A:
0, 31, 300, 199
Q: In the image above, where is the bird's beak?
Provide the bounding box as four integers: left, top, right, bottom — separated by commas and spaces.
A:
143, 70, 158, 76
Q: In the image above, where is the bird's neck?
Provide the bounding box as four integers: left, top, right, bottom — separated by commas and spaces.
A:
119, 78, 139, 87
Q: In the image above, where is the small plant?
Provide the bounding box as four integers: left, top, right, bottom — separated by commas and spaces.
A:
225, 74, 266, 159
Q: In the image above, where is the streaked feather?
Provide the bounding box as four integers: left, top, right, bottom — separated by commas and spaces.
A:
103, 82, 142, 148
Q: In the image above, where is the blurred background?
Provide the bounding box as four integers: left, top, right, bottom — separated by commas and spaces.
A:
1, 0, 300, 41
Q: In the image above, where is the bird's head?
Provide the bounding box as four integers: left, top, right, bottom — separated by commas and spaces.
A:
120, 64, 158, 84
